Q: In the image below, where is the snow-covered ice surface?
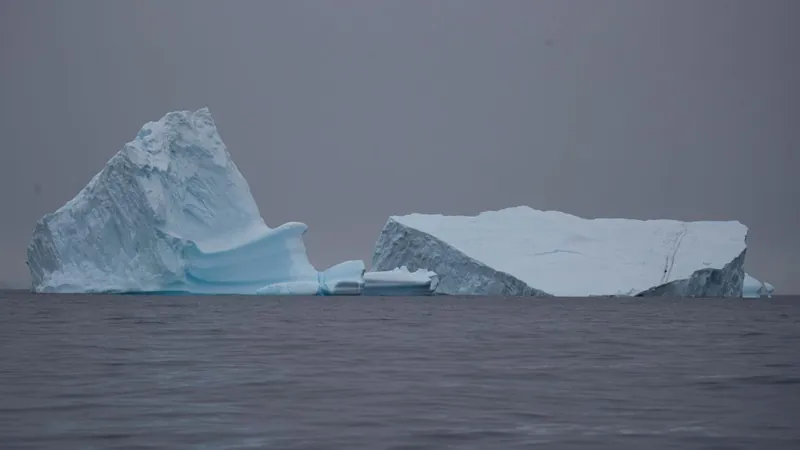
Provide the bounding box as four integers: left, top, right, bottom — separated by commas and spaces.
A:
26, 108, 363, 295
363, 266, 438, 296
372, 206, 748, 297
742, 273, 774, 298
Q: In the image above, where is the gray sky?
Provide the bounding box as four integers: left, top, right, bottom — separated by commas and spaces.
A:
1, 0, 797, 292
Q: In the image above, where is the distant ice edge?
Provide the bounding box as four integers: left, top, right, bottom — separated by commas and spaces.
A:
372, 212, 749, 298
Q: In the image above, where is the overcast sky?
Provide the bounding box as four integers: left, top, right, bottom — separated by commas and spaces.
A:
0, 0, 797, 292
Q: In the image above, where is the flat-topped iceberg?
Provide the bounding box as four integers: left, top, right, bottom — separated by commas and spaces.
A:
363, 266, 439, 296
742, 273, 774, 298
372, 206, 748, 297
26, 108, 364, 295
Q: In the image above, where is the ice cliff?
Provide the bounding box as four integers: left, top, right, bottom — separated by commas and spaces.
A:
371, 206, 748, 297
26, 108, 364, 294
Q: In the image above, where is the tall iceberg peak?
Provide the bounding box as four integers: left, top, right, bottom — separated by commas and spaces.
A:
371, 206, 748, 297
27, 108, 363, 294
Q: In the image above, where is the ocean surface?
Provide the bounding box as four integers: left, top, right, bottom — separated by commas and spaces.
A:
0, 291, 798, 450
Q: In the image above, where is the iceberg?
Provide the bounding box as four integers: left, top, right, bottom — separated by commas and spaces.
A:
319, 260, 367, 296
742, 273, 774, 298
371, 206, 748, 297
363, 266, 439, 296
26, 108, 364, 295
